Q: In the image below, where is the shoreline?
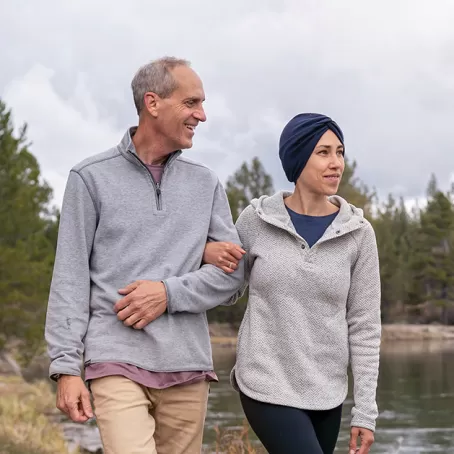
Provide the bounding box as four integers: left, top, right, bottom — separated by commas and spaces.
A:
210, 324, 454, 347
380, 324, 454, 341
1, 325, 454, 453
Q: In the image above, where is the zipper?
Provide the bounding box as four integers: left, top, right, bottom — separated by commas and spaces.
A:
155, 182, 162, 210
127, 151, 179, 211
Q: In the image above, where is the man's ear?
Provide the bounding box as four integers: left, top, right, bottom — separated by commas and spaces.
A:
144, 92, 159, 118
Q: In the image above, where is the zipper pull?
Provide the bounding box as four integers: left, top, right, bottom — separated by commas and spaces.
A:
156, 182, 161, 196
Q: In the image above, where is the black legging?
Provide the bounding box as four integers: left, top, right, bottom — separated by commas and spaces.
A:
240, 392, 343, 454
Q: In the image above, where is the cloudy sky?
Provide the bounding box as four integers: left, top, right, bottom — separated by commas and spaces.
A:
2, 0, 453, 208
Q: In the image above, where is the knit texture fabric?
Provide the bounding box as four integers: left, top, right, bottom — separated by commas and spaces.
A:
231, 191, 381, 431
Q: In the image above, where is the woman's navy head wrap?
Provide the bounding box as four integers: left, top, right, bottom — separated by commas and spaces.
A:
279, 113, 344, 183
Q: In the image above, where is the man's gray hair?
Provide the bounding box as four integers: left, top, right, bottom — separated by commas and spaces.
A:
131, 57, 191, 114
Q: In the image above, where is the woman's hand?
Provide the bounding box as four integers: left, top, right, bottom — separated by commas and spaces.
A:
203, 242, 246, 273
350, 427, 374, 454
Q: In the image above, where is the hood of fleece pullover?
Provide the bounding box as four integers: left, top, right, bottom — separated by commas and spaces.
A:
250, 190, 366, 238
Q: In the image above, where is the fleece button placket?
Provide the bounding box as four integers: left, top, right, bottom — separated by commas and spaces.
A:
300, 241, 310, 261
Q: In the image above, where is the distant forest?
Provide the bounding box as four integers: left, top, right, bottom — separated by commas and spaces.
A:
1, 98, 452, 362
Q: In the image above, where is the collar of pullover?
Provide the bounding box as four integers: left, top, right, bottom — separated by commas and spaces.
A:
117, 127, 182, 169
251, 190, 367, 240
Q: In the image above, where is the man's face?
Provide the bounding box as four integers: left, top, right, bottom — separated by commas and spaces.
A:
153, 66, 207, 151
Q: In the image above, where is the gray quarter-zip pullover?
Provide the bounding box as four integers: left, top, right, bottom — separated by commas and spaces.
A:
45, 128, 244, 378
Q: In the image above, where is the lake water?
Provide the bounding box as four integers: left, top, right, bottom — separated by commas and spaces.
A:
205, 341, 454, 453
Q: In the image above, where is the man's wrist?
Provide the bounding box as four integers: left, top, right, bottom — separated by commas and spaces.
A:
51, 373, 80, 382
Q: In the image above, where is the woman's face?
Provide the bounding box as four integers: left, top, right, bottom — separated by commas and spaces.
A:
297, 129, 345, 196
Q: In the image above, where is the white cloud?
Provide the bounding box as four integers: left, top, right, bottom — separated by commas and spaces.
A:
3, 64, 123, 207
1, 0, 454, 206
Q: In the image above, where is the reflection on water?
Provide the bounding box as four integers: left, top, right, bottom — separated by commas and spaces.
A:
205, 341, 454, 453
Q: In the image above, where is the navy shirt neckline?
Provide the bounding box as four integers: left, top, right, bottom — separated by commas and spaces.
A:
286, 206, 339, 220
286, 206, 339, 248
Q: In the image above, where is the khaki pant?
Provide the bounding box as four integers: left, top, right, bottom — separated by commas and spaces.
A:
90, 376, 209, 454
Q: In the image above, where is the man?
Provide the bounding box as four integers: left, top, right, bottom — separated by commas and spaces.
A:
45, 57, 245, 454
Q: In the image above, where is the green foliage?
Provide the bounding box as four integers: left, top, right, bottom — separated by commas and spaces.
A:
213, 153, 454, 326
406, 190, 454, 323
372, 196, 414, 320
337, 158, 375, 216
2, 95, 454, 350
226, 157, 274, 223
0, 99, 58, 358
209, 157, 274, 325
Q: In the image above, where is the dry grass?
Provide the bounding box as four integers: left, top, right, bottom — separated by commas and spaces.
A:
0, 376, 262, 454
0, 376, 76, 454
203, 422, 265, 454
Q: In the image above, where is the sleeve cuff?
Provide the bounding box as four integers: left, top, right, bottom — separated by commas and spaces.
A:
351, 417, 376, 432
162, 278, 175, 314
49, 363, 82, 381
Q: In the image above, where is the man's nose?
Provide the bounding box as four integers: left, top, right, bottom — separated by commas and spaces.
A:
194, 106, 207, 123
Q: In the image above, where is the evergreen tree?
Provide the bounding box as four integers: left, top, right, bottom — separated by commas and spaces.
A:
225, 157, 274, 222
209, 157, 274, 326
337, 158, 375, 216
373, 196, 415, 321
408, 186, 454, 324
0, 99, 57, 360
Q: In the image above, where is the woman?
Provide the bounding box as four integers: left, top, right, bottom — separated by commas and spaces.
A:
204, 113, 381, 454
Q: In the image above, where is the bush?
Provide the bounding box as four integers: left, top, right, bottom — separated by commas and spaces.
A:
0, 376, 76, 454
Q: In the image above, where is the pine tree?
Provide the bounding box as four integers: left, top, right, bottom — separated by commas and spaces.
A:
225, 157, 274, 222
209, 157, 274, 325
409, 187, 454, 324
373, 196, 415, 321
337, 158, 375, 216
0, 99, 57, 360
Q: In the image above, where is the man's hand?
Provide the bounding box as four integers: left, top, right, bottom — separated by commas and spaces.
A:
350, 427, 374, 454
115, 280, 167, 329
56, 375, 93, 423
203, 241, 246, 274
